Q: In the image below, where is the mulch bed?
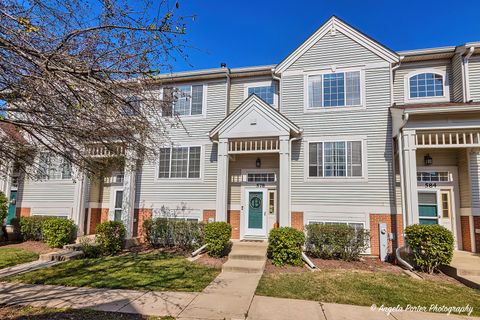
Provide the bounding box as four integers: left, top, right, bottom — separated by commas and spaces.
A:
193, 254, 227, 268
0, 241, 57, 255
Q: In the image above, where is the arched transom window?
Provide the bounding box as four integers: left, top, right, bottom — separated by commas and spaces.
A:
409, 73, 444, 98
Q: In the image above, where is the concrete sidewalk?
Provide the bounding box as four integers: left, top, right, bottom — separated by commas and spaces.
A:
1, 282, 478, 320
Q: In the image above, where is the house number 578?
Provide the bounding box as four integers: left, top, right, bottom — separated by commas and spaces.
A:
425, 183, 437, 188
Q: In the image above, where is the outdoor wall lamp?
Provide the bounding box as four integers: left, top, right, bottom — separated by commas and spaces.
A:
424, 154, 433, 166
256, 157, 261, 168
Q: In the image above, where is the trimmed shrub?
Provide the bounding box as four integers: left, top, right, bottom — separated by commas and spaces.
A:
19, 216, 51, 241
42, 218, 76, 248
405, 224, 454, 274
267, 227, 305, 266
143, 218, 203, 250
79, 237, 103, 258
204, 221, 231, 257
0, 191, 7, 223
95, 221, 126, 255
305, 223, 370, 261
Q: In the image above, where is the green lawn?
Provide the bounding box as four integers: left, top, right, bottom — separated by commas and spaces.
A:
8, 252, 220, 292
0, 305, 173, 319
0, 248, 39, 269
256, 269, 480, 316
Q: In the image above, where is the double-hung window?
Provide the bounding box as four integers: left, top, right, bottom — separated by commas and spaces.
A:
162, 84, 204, 116
37, 152, 72, 180
309, 141, 363, 178
158, 146, 201, 179
307, 70, 361, 108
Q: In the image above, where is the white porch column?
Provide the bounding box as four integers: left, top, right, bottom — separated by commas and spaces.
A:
215, 138, 229, 222
401, 129, 419, 225
72, 171, 88, 236
279, 136, 290, 227
122, 149, 137, 238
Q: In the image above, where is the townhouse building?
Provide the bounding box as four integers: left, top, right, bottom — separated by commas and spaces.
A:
4, 16, 480, 255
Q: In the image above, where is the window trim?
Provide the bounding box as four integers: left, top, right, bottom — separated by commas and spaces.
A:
243, 80, 278, 108
304, 136, 368, 182
160, 83, 207, 118
404, 69, 449, 103
304, 67, 365, 113
154, 145, 204, 182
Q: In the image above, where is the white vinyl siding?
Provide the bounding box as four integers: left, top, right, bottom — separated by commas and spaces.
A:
307, 71, 361, 108
469, 55, 480, 102
309, 141, 362, 178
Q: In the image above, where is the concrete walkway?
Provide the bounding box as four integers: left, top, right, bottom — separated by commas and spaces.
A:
442, 251, 480, 289
0, 282, 478, 320
0, 260, 62, 279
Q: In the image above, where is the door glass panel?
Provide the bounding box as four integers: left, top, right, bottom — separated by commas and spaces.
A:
441, 193, 450, 218
418, 192, 438, 225
114, 190, 123, 222
248, 191, 263, 229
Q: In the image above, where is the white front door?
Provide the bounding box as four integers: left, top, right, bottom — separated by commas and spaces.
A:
244, 188, 267, 237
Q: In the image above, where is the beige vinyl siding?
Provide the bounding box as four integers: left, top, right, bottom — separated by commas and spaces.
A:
469, 55, 480, 102
416, 149, 457, 167
469, 151, 480, 209
281, 28, 394, 209
228, 153, 278, 206
229, 77, 277, 113
286, 31, 385, 71
452, 54, 465, 102
458, 149, 471, 208
393, 60, 453, 105
136, 81, 227, 212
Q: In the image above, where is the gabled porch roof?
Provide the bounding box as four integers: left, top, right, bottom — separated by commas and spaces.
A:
209, 94, 302, 140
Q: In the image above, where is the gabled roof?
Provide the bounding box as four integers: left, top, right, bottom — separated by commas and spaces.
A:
275, 16, 399, 73
209, 94, 301, 140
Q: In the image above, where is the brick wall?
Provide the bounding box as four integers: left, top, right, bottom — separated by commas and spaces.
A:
460, 216, 472, 252
135, 208, 152, 240
202, 210, 216, 223
227, 210, 240, 239
16, 207, 31, 218
474, 216, 480, 253
89, 208, 109, 235
291, 211, 304, 231
369, 213, 403, 257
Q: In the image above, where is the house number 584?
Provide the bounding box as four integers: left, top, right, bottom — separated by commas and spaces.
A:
425, 183, 437, 188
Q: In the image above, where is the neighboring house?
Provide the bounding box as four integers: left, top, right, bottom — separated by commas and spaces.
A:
4, 16, 480, 256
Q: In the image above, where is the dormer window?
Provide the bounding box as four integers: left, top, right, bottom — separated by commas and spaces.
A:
407, 71, 448, 102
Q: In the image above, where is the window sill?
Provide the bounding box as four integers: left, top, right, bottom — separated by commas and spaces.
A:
154, 178, 204, 183
304, 105, 366, 113
404, 97, 449, 104
31, 179, 74, 184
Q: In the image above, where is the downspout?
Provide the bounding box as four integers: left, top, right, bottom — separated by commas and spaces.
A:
225, 67, 232, 114
289, 134, 303, 223
463, 46, 475, 102
272, 69, 281, 111
390, 56, 404, 105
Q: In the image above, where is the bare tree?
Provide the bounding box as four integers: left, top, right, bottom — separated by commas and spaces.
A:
0, 0, 193, 178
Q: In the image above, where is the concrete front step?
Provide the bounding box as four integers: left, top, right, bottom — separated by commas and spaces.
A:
222, 259, 266, 273
228, 251, 266, 261
39, 250, 84, 262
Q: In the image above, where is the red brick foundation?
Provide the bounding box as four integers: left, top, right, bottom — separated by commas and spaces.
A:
474, 216, 480, 253
460, 216, 472, 252
291, 211, 304, 231
135, 208, 153, 240
16, 207, 31, 218
369, 213, 403, 257
202, 210, 216, 223
89, 208, 109, 234
227, 210, 241, 239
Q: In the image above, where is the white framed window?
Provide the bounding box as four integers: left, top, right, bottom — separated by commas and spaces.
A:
308, 140, 363, 178
405, 69, 449, 103
162, 84, 205, 117
417, 171, 450, 182
36, 152, 72, 180
244, 80, 278, 107
306, 69, 363, 109
308, 220, 365, 230
246, 172, 276, 183
157, 146, 202, 179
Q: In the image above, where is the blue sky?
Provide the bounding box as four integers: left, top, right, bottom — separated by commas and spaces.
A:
173, 0, 480, 71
